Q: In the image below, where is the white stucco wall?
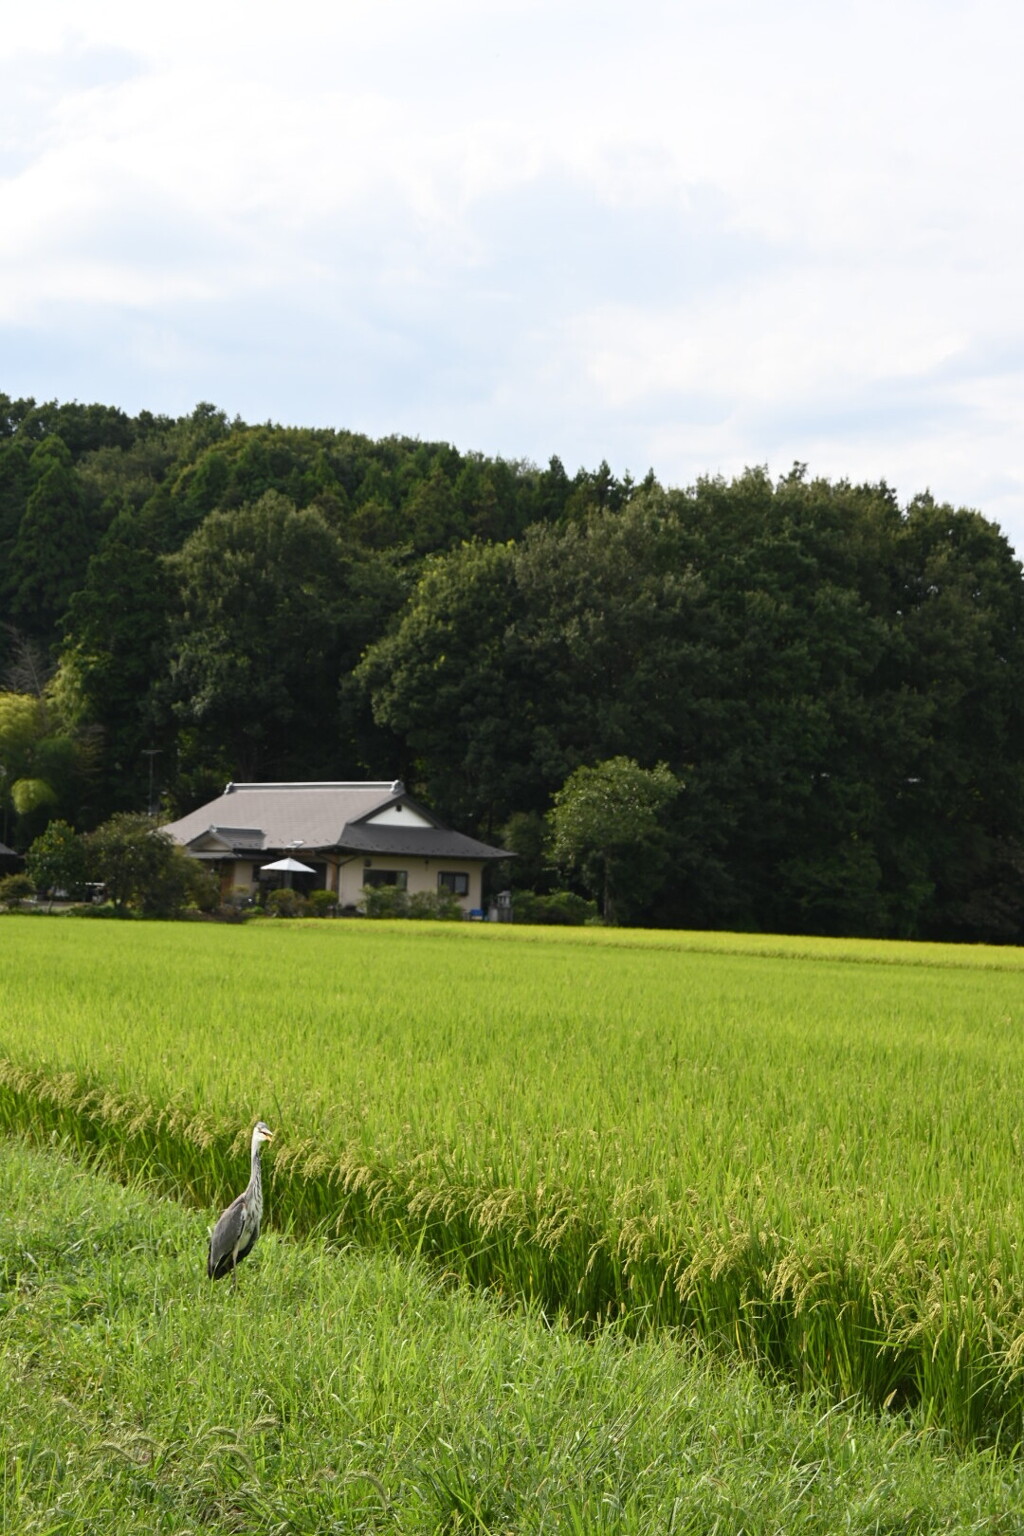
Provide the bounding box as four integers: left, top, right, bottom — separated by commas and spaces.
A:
218, 850, 484, 913
338, 857, 482, 910
364, 804, 433, 827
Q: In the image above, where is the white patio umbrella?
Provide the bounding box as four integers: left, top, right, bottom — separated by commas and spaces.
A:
260, 855, 315, 888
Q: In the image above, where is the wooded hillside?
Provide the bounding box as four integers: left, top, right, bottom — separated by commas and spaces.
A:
2, 391, 1022, 941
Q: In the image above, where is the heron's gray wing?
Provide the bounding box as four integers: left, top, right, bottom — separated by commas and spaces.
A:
208, 1193, 247, 1279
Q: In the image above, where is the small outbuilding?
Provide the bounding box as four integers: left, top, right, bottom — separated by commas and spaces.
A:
162, 780, 510, 914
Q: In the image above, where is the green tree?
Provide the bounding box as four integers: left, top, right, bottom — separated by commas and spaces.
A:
0, 437, 32, 552
85, 812, 215, 914
884, 495, 1024, 941
549, 757, 681, 924
353, 540, 524, 827
500, 810, 553, 892
85, 813, 171, 911
149, 844, 221, 916
11, 399, 134, 459
76, 430, 180, 520
6, 437, 94, 644
166, 491, 352, 780
402, 463, 465, 552
25, 819, 88, 900
355, 500, 709, 833
53, 505, 177, 820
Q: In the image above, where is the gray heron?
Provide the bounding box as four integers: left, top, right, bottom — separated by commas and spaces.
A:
207, 1120, 275, 1284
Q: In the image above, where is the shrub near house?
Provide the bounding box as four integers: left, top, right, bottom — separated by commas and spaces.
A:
24, 819, 88, 900
361, 884, 463, 919
0, 872, 36, 909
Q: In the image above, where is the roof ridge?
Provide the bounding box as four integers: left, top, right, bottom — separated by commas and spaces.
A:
225, 780, 400, 793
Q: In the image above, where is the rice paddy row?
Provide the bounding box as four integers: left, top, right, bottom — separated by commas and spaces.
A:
7, 1135, 1024, 1534
2, 915, 1024, 1443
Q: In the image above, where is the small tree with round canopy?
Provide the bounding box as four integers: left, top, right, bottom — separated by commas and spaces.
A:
549, 757, 681, 925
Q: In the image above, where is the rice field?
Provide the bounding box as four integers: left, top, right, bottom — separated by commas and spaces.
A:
11, 1137, 1024, 1534
2, 915, 1024, 1443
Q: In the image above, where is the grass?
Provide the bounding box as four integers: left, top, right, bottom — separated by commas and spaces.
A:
2, 915, 1024, 1441
7, 1135, 1024, 1533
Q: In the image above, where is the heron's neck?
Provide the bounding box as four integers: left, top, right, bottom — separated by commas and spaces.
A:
248, 1139, 264, 1203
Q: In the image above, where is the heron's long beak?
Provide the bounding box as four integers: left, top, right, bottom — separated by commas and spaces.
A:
264, 1130, 275, 1141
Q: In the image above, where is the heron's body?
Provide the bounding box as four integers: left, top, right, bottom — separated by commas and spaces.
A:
208, 1121, 274, 1283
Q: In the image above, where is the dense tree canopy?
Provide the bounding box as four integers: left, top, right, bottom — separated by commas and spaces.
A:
4, 437, 95, 647
356, 473, 1024, 938
1, 389, 1022, 940
164, 489, 409, 785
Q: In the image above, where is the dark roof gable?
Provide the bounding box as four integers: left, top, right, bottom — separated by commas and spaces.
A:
338, 823, 510, 860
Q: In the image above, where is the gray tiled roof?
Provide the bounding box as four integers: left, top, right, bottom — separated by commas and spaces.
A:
162, 782, 508, 861
0, 841, 19, 858
163, 782, 403, 850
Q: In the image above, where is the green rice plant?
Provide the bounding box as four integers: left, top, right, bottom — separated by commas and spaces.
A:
8, 1137, 1024, 1532
3, 915, 1024, 1441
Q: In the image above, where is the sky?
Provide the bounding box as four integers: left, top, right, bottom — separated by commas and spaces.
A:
3, 0, 1024, 551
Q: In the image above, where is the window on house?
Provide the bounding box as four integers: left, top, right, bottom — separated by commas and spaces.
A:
363, 869, 408, 889
438, 871, 469, 896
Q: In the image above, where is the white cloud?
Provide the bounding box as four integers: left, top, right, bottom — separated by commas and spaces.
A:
2, 0, 1024, 549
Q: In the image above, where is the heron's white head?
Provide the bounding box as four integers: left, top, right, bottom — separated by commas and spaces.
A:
252, 1120, 275, 1145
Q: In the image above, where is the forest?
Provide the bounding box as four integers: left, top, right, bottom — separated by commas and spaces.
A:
1, 390, 1022, 941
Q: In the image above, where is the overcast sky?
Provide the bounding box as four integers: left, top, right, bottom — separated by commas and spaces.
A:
3, 1, 1023, 551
